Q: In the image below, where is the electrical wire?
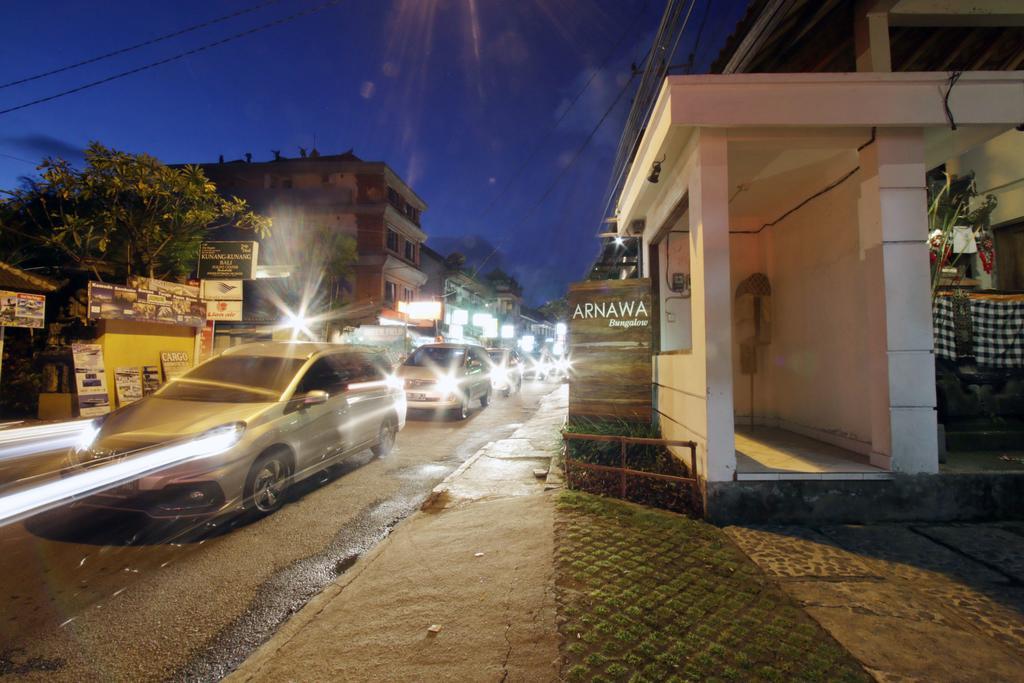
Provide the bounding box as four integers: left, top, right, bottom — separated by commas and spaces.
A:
0, 0, 285, 91
471, 70, 640, 278
476, 0, 652, 223
596, 0, 699, 238
944, 70, 963, 131
0, 0, 345, 117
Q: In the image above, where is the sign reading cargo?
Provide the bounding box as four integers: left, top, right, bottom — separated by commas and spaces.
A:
197, 242, 258, 280
568, 278, 652, 422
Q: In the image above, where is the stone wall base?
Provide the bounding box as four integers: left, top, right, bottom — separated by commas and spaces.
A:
706, 474, 1024, 525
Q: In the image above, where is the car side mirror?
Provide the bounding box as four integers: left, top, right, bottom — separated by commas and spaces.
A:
302, 390, 329, 406
286, 389, 329, 414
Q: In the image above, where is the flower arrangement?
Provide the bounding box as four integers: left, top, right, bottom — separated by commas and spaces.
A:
927, 172, 998, 296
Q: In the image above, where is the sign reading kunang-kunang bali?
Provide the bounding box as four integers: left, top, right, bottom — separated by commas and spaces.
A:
197, 242, 259, 280
568, 278, 652, 422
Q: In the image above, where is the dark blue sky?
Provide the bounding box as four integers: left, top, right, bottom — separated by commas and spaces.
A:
0, 0, 745, 305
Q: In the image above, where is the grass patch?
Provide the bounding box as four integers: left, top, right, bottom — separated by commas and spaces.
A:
554, 490, 868, 683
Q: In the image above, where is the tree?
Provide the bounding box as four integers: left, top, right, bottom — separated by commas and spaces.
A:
539, 296, 568, 321
0, 142, 270, 280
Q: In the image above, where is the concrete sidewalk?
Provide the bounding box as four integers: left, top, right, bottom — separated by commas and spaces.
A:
226, 386, 568, 683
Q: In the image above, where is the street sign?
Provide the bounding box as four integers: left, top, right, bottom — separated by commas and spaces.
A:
200, 279, 244, 301
205, 300, 243, 321
198, 242, 259, 280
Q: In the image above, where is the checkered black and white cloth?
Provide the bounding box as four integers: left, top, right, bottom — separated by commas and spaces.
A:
933, 297, 1024, 368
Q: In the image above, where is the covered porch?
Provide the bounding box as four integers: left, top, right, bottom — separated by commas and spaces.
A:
615, 71, 1024, 507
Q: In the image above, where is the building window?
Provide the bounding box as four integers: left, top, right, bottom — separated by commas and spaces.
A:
384, 281, 397, 303
386, 228, 399, 252
403, 287, 413, 302
281, 177, 293, 189
404, 240, 415, 261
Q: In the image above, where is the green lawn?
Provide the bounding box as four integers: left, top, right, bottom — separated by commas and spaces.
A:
554, 491, 869, 683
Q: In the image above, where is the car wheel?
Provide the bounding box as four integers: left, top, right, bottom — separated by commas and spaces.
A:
480, 388, 491, 407
457, 397, 470, 420
516, 377, 522, 393
501, 386, 511, 398
245, 450, 291, 516
372, 417, 397, 457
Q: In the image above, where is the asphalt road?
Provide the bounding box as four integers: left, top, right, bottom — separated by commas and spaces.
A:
0, 380, 555, 682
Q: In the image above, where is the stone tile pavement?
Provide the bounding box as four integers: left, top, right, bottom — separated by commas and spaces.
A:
725, 521, 1024, 682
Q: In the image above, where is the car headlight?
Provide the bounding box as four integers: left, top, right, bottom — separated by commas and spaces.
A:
75, 416, 106, 452
435, 375, 459, 396
490, 368, 506, 383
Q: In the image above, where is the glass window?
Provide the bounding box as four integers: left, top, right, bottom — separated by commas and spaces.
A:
296, 358, 346, 394
403, 346, 465, 370
157, 356, 305, 402
385, 281, 396, 302
404, 240, 415, 260
386, 228, 399, 252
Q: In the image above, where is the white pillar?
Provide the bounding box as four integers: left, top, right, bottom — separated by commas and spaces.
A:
689, 129, 736, 482
859, 128, 939, 473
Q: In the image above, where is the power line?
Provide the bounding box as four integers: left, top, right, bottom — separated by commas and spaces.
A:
0, 0, 345, 117
472, 70, 639, 278
0, 0, 285, 91
596, 0, 700, 236
477, 0, 651, 222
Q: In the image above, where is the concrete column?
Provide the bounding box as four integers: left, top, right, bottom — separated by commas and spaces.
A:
858, 128, 939, 473
689, 129, 736, 482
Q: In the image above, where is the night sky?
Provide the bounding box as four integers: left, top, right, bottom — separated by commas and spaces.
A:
0, 0, 746, 305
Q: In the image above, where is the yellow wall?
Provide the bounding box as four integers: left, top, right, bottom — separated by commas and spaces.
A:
97, 320, 196, 409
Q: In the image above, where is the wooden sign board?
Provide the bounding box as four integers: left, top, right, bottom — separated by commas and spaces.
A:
567, 278, 652, 423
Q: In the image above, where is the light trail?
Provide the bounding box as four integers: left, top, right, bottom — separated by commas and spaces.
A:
0, 419, 95, 462
0, 423, 245, 527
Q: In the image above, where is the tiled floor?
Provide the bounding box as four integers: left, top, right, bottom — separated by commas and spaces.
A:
734, 426, 891, 480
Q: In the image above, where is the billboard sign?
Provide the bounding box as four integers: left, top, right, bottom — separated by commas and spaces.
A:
0, 290, 45, 329
198, 242, 258, 280
88, 282, 206, 328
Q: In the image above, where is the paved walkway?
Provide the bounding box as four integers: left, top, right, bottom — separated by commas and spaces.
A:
226, 386, 567, 683
726, 522, 1024, 682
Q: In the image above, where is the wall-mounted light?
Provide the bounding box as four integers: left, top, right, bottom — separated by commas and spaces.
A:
647, 156, 666, 184
613, 236, 625, 247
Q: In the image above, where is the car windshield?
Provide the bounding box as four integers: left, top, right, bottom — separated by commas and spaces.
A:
488, 351, 506, 365
404, 346, 465, 370
156, 355, 305, 403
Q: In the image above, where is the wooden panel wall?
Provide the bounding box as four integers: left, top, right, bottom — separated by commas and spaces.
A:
568, 279, 653, 422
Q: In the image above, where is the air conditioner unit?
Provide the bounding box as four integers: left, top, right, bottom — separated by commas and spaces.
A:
626, 219, 645, 236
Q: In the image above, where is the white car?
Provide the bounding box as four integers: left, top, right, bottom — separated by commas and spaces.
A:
487, 348, 524, 397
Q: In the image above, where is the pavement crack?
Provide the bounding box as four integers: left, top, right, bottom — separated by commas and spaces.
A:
498, 562, 521, 681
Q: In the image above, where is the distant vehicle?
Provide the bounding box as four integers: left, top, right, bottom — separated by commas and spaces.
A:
65, 342, 405, 519
487, 348, 523, 397
398, 342, 492, 419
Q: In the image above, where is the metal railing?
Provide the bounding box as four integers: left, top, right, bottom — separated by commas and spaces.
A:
561, 432, 700, 510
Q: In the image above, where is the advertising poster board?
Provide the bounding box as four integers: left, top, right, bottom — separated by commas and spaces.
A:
160, 351, 191, 382
126, 276, 200, 299
71, 343, 111, 417
88, 282, 206, 328
198, 242, 258, 280
142, 366, 161, 396
114, 367, 144, 406
0, 290, 45, 329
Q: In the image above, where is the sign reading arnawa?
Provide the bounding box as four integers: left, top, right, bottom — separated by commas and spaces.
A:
568, 279, 653, 422
572, 299, 649, 328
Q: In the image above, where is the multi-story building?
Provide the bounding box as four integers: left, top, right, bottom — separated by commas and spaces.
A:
198, 149, 428, 333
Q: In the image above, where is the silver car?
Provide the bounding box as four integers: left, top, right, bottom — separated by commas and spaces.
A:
398, 343, 492, 419
66, 342, 406, 519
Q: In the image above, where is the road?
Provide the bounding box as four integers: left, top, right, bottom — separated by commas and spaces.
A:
0, 381, 555, 681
